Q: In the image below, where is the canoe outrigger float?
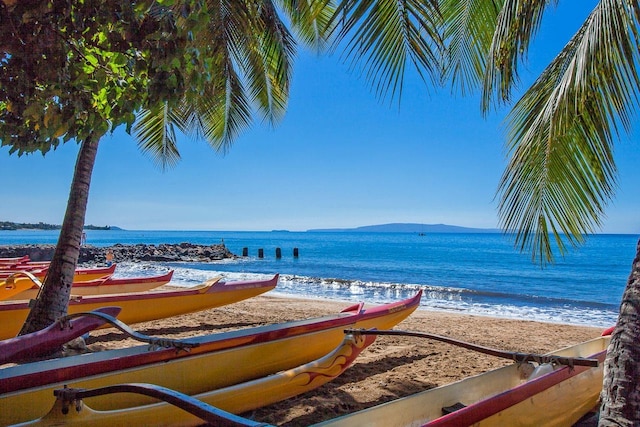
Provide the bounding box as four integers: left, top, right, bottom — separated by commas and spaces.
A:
18, 333, 377, 426
312, 328, 610, 427
2, 270, 174, 301
0, 274, 278, 340
0, 292, 421, 425
0, 307, 122, 364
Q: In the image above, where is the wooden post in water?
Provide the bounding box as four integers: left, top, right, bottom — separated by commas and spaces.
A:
293, 247, 299, 258
258, 248, 264, 258
242, 247, 248, 257
275, 248, 282, 259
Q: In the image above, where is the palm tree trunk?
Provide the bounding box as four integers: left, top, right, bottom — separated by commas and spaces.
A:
19, 133, 99, 336
599, 237, 640, 426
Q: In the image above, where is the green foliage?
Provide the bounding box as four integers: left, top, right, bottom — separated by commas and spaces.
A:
493, 1, 639, 263
171, 1, 292, 143
439, 0, 502, 96
0, 0, 202, 155
329, 0, 443, 103
0, 221, 111, 230
0, 221, 59, 230
132, 0, 312, 169
437, 0, 639, 264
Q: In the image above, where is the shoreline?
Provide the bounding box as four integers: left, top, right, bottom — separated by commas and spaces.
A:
267, 289, 614, 329
85, 293, 604, 426
0, 239, 626, 328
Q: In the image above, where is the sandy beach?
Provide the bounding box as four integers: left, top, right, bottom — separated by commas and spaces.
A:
83, 293, 605, 426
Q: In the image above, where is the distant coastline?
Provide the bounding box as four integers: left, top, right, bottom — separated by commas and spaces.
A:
307, 223, 500, 233
0, 222, 500, 233
0, 221, 120, 231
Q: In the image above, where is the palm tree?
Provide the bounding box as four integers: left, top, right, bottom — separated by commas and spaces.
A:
443, 1, 638, 424
329, 0, 640, 423
16, 0, 333, 335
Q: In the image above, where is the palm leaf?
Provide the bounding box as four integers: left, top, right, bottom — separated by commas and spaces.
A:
330, 0, 443, 102
440, 0, 502, 96
498, 0, 640, 263
199, 65, 253, 151
240, 0, 296, 124
481, 0, 557, 112
154, 0, 294, 153
278, 0, 336, 50
133, 103, 181, 170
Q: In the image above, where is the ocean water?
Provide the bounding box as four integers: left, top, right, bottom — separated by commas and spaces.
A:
1, 229, 637, 328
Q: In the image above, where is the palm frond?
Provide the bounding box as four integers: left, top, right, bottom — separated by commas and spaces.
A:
168, 0, 290, 150
196, 61, 253, 151
240, 0, 296, 124
440, 0, 502, 96
482, 0, 558, 112
132, 103, 181, 170
498, 0, 640, 263
330, 0, 443, 103
277, 0, 336, 50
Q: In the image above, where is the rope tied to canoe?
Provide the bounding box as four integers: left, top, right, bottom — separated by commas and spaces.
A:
345, 329, 598, 368
56, 311, 200, 352
514, 353, 576, 370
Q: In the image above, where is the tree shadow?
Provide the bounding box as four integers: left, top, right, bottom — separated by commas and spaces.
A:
242, 352, 439, 426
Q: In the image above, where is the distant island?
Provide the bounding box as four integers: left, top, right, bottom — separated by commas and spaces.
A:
307, 223, 500, 233
0, 221, 121, 231
1, 221, 497, 234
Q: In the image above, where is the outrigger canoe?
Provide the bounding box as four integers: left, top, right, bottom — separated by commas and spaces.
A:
0, 274, 278, 340
0, 264, 117, 282
313, 331, 610, 427
4, 270, 174, 301
0, 255, 30, 265
19, 333, 377, 426
0, 291, 421, 425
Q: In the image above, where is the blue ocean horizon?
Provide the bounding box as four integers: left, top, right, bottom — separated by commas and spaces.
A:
1, 229, 637, 328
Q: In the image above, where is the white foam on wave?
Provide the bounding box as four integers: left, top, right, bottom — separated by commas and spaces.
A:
111, 263, 617, 328
111, 262, 272, 286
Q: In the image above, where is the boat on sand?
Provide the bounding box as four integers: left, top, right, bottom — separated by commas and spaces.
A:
0, 255, 30, 265
19, 333, 376, 426
312, 329, 610, 427
3, 270, 174, 301
0, 274, 278, 340
0, 291, 421, 425
0, 264, 117, 282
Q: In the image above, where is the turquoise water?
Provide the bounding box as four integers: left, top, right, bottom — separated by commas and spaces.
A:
1, 229, 636, 327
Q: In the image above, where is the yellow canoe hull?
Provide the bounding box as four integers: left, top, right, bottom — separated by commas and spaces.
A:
23, 334, 377, 426
5, 271, 174, 301
0, 275, 276, 340
0, 292, 420, 425
0, 276, 39, 301
39, 264, 118, 283
314, 335, 610, 427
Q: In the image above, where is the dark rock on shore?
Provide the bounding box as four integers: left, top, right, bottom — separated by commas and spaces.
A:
0, 243, 236, 264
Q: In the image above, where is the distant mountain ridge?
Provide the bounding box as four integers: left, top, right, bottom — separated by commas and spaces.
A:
307, 223, 500, 233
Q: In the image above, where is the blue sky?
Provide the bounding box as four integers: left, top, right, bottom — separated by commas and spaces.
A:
3, 1, 639, 233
